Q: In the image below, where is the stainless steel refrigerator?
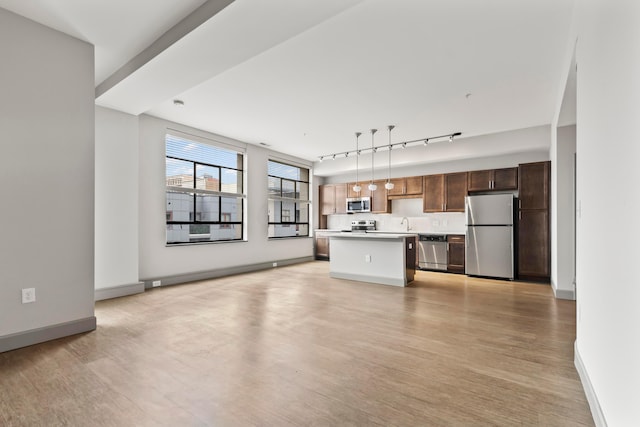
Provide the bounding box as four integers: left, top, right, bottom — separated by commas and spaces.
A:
465, 194, 514, 279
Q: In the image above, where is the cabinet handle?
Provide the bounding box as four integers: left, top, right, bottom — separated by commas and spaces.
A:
519, 199, 522, 209
519, 211, 522, 220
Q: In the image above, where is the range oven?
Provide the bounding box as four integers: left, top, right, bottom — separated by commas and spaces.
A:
418, 234, 448, 271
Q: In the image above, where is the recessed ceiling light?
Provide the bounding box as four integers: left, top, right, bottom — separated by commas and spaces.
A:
173, 99, 184, 107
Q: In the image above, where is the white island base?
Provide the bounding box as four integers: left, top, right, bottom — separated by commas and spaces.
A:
329, 233, 416, 287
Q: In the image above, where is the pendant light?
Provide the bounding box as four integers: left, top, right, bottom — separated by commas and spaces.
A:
352, 132, 362, 193
384, 125, 395, 190
368, 129, 377, 191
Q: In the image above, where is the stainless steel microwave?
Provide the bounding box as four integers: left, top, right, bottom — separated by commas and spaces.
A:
346, 197, 371, 213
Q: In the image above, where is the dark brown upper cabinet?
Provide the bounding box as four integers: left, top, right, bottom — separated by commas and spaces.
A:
387, 176, 423, 198
423, 172, 467, 213
518, 162, 550, 210
320, 183, 347, 215
468, 167, 518, 192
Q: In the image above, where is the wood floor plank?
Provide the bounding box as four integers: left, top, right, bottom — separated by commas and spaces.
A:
0, 262, 593, 426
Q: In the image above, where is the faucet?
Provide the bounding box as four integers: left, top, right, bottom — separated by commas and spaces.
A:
400, 217, 411, 231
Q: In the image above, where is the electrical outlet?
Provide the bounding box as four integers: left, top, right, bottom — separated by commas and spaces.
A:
22, 288, 36, 304
152, 280, 161, 287
365, 254, 371, 263
272, 262, 278, 267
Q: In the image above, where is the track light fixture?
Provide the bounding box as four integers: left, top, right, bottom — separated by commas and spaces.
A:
368, 129, 377, 191
353, 132, 362, 193
385, 125, 395, 190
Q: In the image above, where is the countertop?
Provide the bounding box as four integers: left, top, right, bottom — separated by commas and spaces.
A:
327, 232, 417, 240
315, 229, 464, 236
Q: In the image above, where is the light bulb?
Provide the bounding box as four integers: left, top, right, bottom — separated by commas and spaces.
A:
368, 182, 377, 191
353, 184, 361, 192
385, 181, 395, 190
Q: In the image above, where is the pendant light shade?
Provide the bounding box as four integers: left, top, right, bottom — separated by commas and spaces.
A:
353, 132, 362, 193
384, 125, 395, 190
368, 129, 377, 191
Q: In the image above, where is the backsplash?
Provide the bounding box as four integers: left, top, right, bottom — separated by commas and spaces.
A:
325, 198, 466, 234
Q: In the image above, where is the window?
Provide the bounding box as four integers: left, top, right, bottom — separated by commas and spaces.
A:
165, 134, 244, 244
268, 160, 310, 238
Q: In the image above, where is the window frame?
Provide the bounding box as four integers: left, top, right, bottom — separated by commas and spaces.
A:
165, 134, 245, 245
267, 159, 311, 239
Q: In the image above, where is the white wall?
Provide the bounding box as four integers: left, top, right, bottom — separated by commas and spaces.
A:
550, 125, 576, 299
137, 115, 313, 281
0, 9, 95, 337
574, 0, 640, 424
95, 106, 140, 292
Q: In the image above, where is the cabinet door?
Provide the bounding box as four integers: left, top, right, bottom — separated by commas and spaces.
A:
467, 170, 493, 192
320, 185, 336, 215
315, 236, 330, 260
444, 172, 467, 212
519, 162, 550, 210
334, 183, 348, 214
386, 178, 406, 196
405, 176, 424, 195
423, 174, 444, 212
447, 235, 465, 273
493, 167, 518, 190
518, 209, 550, 279
347, 183, 371, 199
371, 180, 391, 213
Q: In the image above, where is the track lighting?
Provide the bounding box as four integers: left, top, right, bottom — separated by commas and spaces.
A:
318, 131, 461, 162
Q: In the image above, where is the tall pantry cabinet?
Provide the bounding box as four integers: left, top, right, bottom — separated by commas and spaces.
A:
517, 161, 551, 282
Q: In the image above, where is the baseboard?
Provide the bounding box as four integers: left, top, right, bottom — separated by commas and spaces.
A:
0, 317, 96, 354
95, 282, 145, 301
142, 256, 314, 289
575, 341, 608, 427
552, 284, 576, 300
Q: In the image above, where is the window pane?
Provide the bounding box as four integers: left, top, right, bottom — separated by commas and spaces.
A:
195, 164, 220, 191
268, 200, 280, 222
282, 200, 295, 223
268, 224, 308, 238
268, 160, 302, 180
297, 203, 309, 223
166, 159, 194, 188
196, 194, 219, 221
297, 182, 309, 200
221, 196, 242, 222
167, 135, 242, 170
221, 168, 242, 194
282, 179, 296, 198
268, 176, 281, 197
166, 191, 193, 221
166, 224, 242, 243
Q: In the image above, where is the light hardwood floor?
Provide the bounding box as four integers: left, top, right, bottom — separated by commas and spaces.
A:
0, 262, 593, 426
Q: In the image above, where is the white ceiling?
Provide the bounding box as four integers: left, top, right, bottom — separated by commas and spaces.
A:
0, 0, 576, 163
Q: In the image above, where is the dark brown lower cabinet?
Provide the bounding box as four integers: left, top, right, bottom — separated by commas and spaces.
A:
447, 234, 465, 273
315, 236, 330, 260
517, 209, 549, 281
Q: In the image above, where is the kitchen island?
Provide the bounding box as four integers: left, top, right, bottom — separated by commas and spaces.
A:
328, 233, 417, 286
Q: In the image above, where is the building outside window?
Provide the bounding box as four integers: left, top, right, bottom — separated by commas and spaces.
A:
165, 134, 244, 244
268, 160, 310, 238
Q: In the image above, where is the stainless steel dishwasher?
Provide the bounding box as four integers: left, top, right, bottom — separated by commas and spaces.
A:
418, 234, 448, 271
